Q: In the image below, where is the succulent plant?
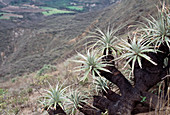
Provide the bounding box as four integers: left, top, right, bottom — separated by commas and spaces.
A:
116, 35, 157, 72
86, 26, 119, 55
140, 4, 170, 49
65, 89, 89, 115
39, 82, 68, 110
73, 49, 111, 82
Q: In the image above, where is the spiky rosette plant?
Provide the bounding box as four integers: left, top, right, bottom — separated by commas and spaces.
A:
37, 2, 169, 115
86, 26, 119, 55
73, 49, 111, 82
39, 82, 68, 110
116, 35, 157, 72
140, 4, 170, 48
65, 89, 89, 115
93, 77, 113, 94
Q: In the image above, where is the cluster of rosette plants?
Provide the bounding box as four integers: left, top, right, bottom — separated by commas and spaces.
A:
39, 3, 169, 115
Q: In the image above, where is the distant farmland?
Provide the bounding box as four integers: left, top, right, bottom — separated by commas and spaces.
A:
0, 13, 23, 19
41, 7, 74, 16
1, 5, 46, 13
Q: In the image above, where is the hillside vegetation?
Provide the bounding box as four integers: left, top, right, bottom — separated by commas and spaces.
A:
0, 0, 161, 79
0, 0, 169, 115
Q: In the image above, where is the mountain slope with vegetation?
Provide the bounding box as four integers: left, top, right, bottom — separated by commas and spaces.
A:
0, 0, 169, 115
0, 0, 161, 79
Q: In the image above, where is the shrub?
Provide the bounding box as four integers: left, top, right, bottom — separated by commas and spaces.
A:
36, 64, 56, 76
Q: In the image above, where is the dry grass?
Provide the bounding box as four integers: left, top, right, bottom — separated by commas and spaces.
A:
0, 51, 169, 115
154, 81, 170, 115
0, 55, 96, 114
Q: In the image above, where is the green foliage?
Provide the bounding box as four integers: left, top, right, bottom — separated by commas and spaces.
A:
116, 35, 157, 72
65, 89, 89, 114
27, 88, 33, 94
0, 102, 7, 110
140, 96, 146, 102
0, 88, 7, 95
73, 49, 111, 82
41, 7, 74, 16
0, 12, 8, 20
39, 82, 68, 110
11, 77, 18, 83
87, 26, 119, 55
0, 88, 29, 114
66, 6, 84, 11
35, 74, 52, 85
0, 14, 22, 20
0, 88, 7, 110
0, 16, 9, 20
12, 107, 20, 114
0, 12, 7, 15
11, 96, 28, 105
36, 64, 56, 76
140, 4, 170, 48
93, 77, 113, 94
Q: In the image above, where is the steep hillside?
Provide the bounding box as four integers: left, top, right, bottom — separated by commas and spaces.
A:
0, 12, 100, 79
0, 0, 161, 79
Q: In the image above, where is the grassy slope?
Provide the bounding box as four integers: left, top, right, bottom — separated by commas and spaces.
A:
58, 0, 160, 62
0, 0, 160, 79
0, 12, 99, 79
